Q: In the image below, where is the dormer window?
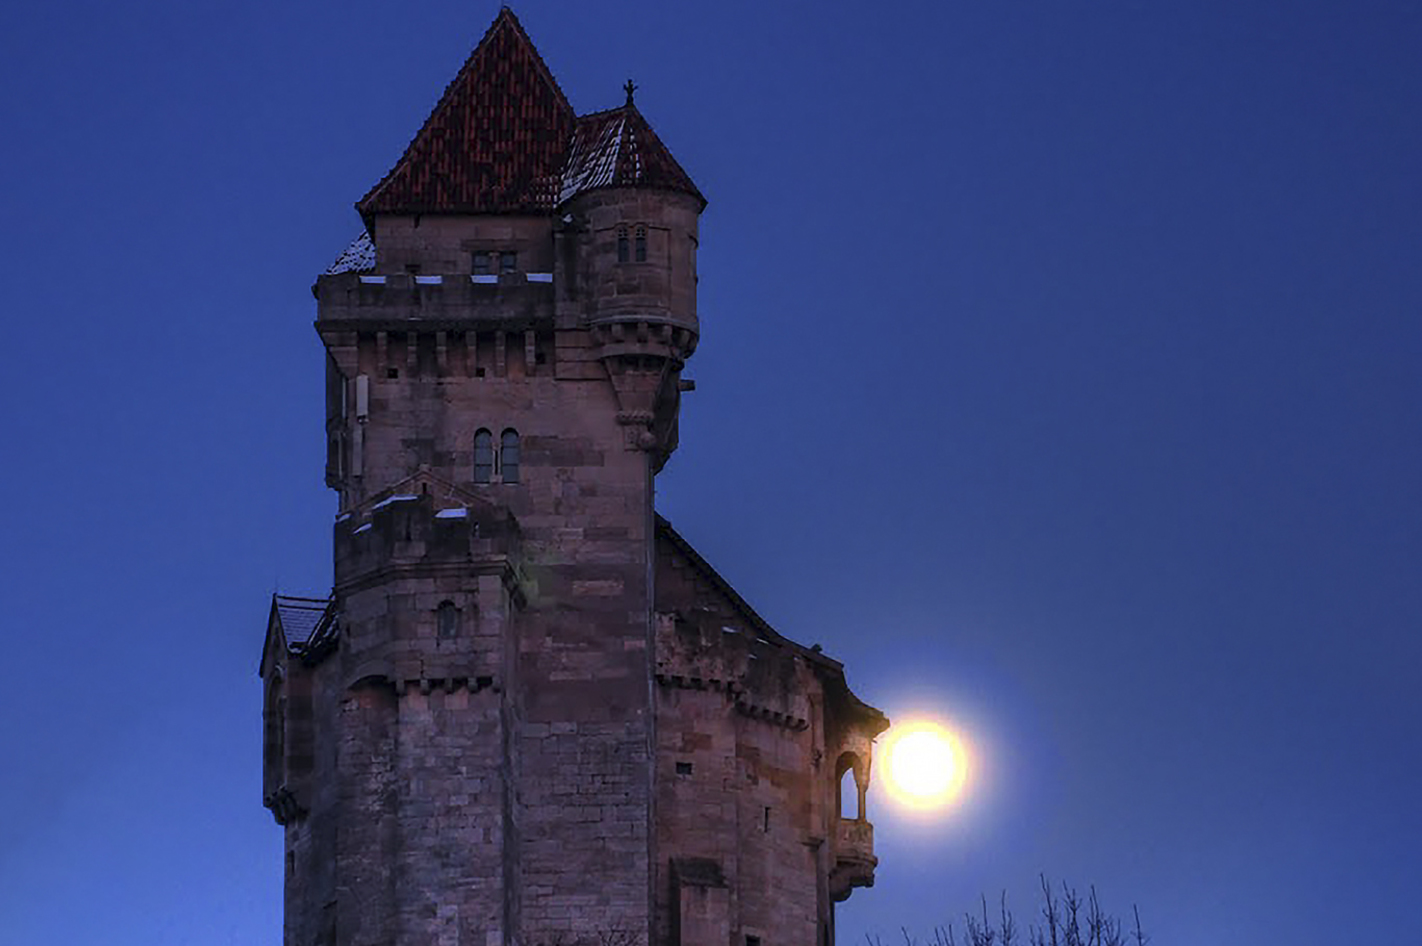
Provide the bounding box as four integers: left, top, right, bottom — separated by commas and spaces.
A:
617, 226, 629, 263
634, 225, 647, 262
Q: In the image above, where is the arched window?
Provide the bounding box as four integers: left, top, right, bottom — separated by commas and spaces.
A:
836, 751, 864, 821
473, 429, 493, 483
500, 429, 520, 484
616, 225, 629, 263
634, 225, 647, 262
437, 600, 459, 639
839, 767, 859, 820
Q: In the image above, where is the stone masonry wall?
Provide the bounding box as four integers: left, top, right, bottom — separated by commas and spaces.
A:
653, 531, 837, 946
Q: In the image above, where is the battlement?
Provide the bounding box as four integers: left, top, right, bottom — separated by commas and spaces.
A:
655, 611, 813, 729
334, 492, 522, 593
316, 271, 556, 328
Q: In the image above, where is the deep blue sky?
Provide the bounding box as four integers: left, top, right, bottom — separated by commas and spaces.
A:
2, 1, 1419, 943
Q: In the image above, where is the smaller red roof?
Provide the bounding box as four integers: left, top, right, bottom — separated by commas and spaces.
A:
560, 104, 705, 208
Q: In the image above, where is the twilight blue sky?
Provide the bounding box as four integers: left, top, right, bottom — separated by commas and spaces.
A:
1, 1, 1419, 943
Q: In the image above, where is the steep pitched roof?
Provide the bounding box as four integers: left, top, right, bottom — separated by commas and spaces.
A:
259, 594, 335, 673
654, 516, 887, 733
357, 8, 576, 219
560, 104, 705, 207
274, 595, 330, 645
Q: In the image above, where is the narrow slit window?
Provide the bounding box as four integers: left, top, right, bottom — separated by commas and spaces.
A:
634, 225, 647, 262
500, 429, 520, 484
617, 226, 629, 262
473, 429, 494, 483
437, 601, 459, 639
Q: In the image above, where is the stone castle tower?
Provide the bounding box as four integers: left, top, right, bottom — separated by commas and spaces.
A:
259, 10, 888, 946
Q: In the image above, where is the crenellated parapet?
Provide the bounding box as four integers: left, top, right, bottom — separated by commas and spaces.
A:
315, 270, 556, 330
332, 473, 524, 694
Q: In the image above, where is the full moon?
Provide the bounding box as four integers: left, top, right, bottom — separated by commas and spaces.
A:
879, 719, 969, 812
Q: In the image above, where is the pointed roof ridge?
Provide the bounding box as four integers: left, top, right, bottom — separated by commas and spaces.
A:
357, 7, 576, 219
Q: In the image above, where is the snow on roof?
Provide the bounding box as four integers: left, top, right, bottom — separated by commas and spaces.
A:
371, 494, 418, 510
559, 106, 703, 207
435, 507, 468, 519
326, 231, 375, 275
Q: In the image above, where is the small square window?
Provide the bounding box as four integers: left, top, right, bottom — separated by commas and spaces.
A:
675, 761, 693, 776
387, 367, 399, 379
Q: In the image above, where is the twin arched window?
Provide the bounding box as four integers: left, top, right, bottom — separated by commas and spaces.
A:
616, 225, 648, 263
474, 428, 520, 484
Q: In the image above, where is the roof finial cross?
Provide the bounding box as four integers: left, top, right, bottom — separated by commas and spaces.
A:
623, 79, 637, 106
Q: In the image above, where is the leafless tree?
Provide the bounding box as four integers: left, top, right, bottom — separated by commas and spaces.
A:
867, 877, 1147, 946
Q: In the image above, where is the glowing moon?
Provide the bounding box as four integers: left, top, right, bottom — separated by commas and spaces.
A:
879, 719, 969, 811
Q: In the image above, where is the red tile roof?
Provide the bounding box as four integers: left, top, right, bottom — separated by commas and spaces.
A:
357, 8, 703, 220
561, 105, 705, 208
357, 8, 576, 218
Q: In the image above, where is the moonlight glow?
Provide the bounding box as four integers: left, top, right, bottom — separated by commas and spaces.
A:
879, 719, 969, 812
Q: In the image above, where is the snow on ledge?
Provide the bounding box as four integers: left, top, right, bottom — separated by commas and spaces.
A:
372, 494, 419, 510
435, 508, 469, 519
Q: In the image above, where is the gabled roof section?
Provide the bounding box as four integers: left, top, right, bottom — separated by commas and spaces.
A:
655, 515, 887, 734
357, 8, 576, 220
275, 595, 329, 645
347, 468, 501, 519
560, 104, 705, 208
656, 515, 820, 664
260, 594, 335, 673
